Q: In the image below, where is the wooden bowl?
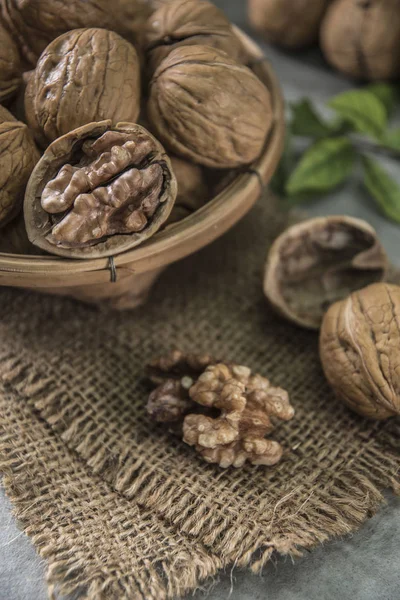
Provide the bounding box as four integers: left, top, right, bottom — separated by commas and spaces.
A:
0, 28, 285, 309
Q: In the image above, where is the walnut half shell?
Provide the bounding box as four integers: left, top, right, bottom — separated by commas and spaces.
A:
264, 216, 388, 330
24, 121, 177, 259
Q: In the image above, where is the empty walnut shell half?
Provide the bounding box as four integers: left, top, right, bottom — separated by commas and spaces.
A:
0, 21, 22, 103
25, 28, 141, 148
0, 105, 40, 227
248, 0, 329, 49
320, 283, 400, 420
147, 45, 272, 169
144, 0, 245, 74
264, 216, 388, 330
320, 0, 400, 81
24, 120, 177, 259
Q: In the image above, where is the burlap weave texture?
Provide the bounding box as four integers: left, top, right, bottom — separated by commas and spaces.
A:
0, 195, 399, 599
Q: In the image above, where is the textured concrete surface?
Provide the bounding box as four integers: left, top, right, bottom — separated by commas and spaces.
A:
1, 1, 399, 598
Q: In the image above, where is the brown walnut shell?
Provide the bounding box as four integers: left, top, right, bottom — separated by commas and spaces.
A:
264, 216, 388, 330
320, 0, 400, 81
147, 45, 273, 169
24, 120, 177, 259
25, 28, 141, 148
166, 156, 209, 225
144, 0, 245, 74
248, 0, 329, 49
320, 283, 400, 420
0, 21, 22, 103
0, 105, 40, 227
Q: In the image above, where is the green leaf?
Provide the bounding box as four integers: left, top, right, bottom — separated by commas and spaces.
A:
382, 128, 400, 152
366, 83, 398, 117
290, 99, 340, 138
285, 137, 356, 196
362, 155, 400, 223
329, 89, 387, 139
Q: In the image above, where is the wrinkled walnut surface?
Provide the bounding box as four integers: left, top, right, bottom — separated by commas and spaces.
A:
25, 28, 141, 147
320, 0, 400, 80
147, 351, 294, 468
264, 216, 388, 330
166, 156, 209, 225
144, 0, 245, 74
0, 21, 22, 103
0, 105, 39, 227
24, 120, 177, 259
248, 0, 328, 49
320, 283, 400, 420
147, 45, 273, 168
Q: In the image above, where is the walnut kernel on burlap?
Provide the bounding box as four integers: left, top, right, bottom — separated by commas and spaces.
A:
0, 193, 399, 599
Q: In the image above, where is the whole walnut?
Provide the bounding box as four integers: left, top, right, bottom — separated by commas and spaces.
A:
320, 283, 400, 420
166, 156, 210, 225
320, 0, 400, 80
147, 46, 273, 169
0, 105, 39, 227
25, 29, 141, 148
24, 120, 177, 259
0, 21, 22, 103
248, 0, 329, 49
144, 0, 245, 74
264, 216, 388, 330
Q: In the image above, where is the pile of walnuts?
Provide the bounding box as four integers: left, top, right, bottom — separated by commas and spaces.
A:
248, 0, 400, 81
0, 0, 273, 259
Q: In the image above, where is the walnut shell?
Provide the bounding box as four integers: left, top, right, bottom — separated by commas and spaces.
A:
147, 45, 273, 169
264, 216, 388, 330
166, 156, 209, 225
320, 283, 400, 419
248, 0, 329, 49
144, 0, 245, 74
320, 0, 400, 80
0, 21, 22, 103
0, 105, 40, 227
25, 28, 141, 148
24, 120, 177, 259
0, 214, 41, 254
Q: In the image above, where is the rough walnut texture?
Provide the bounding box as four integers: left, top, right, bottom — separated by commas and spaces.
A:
25, 28, 141, 147
24, 120, 177, 259
0, 21, 22, 103
166, 156, 209, 225
320, 283, 400, 420
264, 216, 388, 330
0, 105, 39, 227
320, 0, 400, 80
248, 0, 329, 49
147, 351, 294, 468
147, 45, 272, 168
144, 0, 245, 74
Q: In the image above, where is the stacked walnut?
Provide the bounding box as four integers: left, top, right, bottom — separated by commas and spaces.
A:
0, 0, 273, 259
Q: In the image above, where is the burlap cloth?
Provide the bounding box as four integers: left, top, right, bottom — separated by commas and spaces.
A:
0, 194, 399, 599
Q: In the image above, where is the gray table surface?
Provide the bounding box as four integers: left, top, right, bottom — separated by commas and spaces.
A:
1, 2, 399, 599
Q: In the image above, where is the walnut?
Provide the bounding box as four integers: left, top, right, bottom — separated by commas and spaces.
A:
248, 0, 329, 49
147, 352, 294, 468
320, 0, 400, 81
166, 156, 209, 225
147, 348, 216, 385
24, 120, 177, 259
24, 28, 141, 148
0, 214, 41, 254
264, 216, 388, 330
147, 45, 273, 169
144, 0, 246, 74
0, 105, 39, 227
0, 21, 22, 103
320, 283, 400, 420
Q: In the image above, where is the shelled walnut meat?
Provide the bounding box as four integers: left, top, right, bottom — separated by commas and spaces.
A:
0, 105, 39, 227
147, 350, 294, 468
24, 121, 177, 259
264, 216, 388, 330
144, 0, 246, 74
320, 283, 400, 420
148, 45, 272, 168
0, 21, 22, 103
25, 28, 141, 147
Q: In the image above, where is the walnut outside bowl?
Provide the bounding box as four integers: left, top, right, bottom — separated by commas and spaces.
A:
0, 28, 284, 310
